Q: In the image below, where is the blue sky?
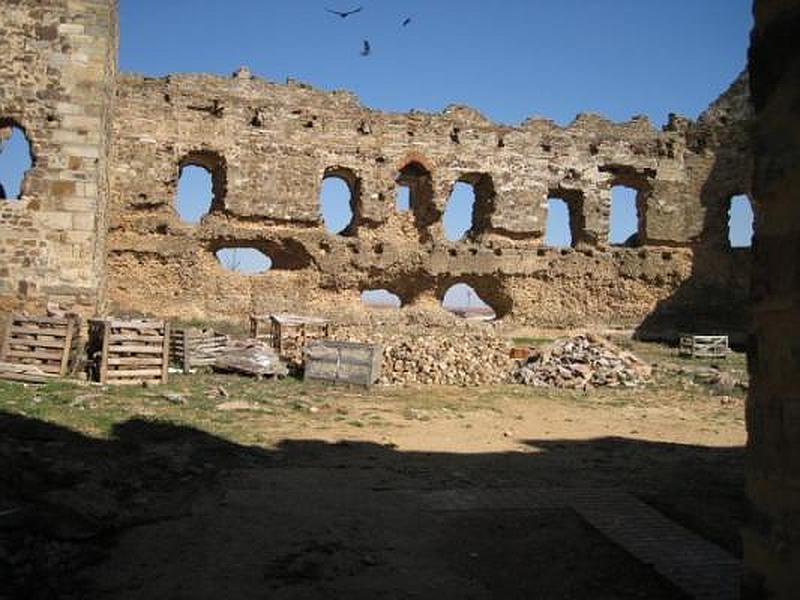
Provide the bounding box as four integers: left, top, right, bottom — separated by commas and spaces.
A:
1, 1, 754, 307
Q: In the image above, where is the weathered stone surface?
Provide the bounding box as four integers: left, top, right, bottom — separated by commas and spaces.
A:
104, 70, 753, 336
341, 326, 512, 386
0, 0, 117, 316
744, 1, 800, 597
0, 1, 754, 340
514, 334, 651, 389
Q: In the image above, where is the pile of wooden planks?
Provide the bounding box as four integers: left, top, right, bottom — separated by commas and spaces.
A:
0, 314, 81, 383
88, 318, 169, 385
170, 327, 229, 373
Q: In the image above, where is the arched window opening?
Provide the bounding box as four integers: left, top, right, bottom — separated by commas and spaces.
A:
319, 174, 356, 235
545, 198, 573, 247
395, 186, 411, 212
441, 174, 496, 241
443, 182, 475, 241
728, 195, 753, 248
441, 283, 496, 320
176, 165, 213, 223
361, 289, 402, 308
609, 185, 640, 245
0, 123, 33, 200
176, 151, 226, 224
215, 247, 272, 274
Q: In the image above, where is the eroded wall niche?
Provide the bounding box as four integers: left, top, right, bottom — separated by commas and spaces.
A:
395, 161, 437, 243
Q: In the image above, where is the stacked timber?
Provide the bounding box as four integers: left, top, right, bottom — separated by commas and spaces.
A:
88, 319, 169, 385
252, 313, 331, 366
0, 314, 81, 383
170, 327, 229, 373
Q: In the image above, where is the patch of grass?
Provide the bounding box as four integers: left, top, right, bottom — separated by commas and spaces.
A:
0, 357, 745, 449
512, 336, 555, 347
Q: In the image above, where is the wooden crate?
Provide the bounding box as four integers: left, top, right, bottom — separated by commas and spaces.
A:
679, 334, 729, 358
304, 341, 382, 386
170, 327, 229, 373
250, 313, 331, 364
249, 314, 273, 343
88, 318, 169, 385
0, 314, 80, 383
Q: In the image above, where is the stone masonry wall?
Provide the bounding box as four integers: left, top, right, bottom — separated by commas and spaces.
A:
744, 0, 800, 597
107, 69, 753, 336
0, 0, 117, 316
0, 1, 756, 339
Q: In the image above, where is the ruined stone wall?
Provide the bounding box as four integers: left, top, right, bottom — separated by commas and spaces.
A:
744, 0, 800, 596
107, 69, 753, 336
0, 1, 754, 337
0, 0, 117, 315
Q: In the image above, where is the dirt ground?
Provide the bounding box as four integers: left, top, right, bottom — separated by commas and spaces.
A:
0, 340, 747, 599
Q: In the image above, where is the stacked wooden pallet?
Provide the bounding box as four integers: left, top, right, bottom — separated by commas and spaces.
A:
89, 318, 169, 385
0, 314, 80, 383
679, 334, 729, 358
169, 327, 229, 373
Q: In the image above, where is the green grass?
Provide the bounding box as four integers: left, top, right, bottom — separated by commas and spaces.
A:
0, 339, 747, 447
511, 336, 556, 347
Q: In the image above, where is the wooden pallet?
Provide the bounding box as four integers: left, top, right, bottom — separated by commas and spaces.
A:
679, 334, 729, 358
170, 327, 229, 373
0, 314, 80, 382
89, 318, 169, 385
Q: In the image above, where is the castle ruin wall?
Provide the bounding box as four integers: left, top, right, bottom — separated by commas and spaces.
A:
106, 70, 753, 336
0, 0, 117, 315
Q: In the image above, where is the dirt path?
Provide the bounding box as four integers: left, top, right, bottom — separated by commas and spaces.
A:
1, 371, 746, 599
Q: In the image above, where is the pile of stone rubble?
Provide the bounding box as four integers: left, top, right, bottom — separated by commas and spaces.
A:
514, 334, 651, 388
343, 330, 512, 386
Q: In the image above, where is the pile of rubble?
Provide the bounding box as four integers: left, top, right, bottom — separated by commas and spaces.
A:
514, 334, 651, 388
344, 330, 512, 386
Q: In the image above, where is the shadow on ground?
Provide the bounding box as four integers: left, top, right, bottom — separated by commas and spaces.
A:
0, 411, 743, 599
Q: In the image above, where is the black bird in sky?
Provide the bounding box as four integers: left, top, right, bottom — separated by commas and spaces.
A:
326, 6, 363, 18
360, 40, 371, 56
402, 17, 412, 27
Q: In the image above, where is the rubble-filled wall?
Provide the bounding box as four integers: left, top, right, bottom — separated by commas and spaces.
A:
744, 0, 800, 596
0, 0, 755, 337
0, 0, 117, 315
107, 68, 753, 336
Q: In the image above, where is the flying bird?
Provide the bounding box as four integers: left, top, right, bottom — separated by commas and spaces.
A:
360, 39, 371, 56
402, 17, 412, 27
326, 6, 363, 18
